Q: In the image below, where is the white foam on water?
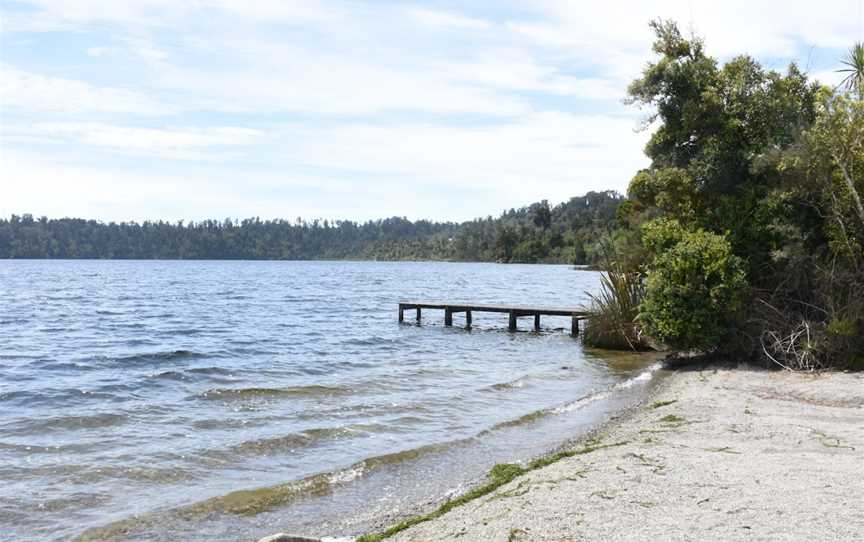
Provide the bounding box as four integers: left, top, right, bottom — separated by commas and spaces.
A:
614, 362, 663, 390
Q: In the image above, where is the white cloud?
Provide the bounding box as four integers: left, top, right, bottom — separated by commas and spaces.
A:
3, 0, 344, 29
515, 0, 862, 74
27, 123, 262, 151
278, 112, 649, 202
0, 112, 648, 222
441, 51, 627, 99
152, 45, 534, 116
0, 149, 489, 221
2, 0, 860, 222
86, 46, 110, 57
0, 66, 170, 115
0, 150, 283, 220
404, 7, 491, 30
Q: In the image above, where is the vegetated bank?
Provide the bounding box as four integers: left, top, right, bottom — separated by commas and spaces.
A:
582, 20, 863, 371
0, 191, 622, 264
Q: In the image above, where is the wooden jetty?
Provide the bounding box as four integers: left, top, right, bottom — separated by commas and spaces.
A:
398, 301, 591, 335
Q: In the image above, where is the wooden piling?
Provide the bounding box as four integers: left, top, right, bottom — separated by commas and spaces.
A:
397, 301, 590, 334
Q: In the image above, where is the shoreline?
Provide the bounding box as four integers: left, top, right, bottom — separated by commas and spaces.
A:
347, 362, 671, 539
339, 364, 864, 542
256, 363, 671, 542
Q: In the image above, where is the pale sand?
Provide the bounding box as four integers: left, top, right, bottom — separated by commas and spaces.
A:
386, 367, 864, 542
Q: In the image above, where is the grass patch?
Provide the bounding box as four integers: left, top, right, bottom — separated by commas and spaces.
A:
659, 414, 686, 424
650, 399, 677, 409
355, 441, 627, 541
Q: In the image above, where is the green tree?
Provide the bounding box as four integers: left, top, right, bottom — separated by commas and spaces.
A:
626, 20, 817, 277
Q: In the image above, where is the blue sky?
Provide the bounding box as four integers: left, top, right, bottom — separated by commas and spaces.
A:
2, 0, 863, 222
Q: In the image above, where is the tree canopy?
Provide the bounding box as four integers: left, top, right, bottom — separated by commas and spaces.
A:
596, 20, 863, 368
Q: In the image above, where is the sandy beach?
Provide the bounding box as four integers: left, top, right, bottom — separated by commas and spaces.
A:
366, 365, 864, 542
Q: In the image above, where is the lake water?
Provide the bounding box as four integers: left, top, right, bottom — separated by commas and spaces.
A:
0, 261, 662, 541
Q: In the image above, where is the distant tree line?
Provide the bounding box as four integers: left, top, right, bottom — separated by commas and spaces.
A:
0, 191, 623, 264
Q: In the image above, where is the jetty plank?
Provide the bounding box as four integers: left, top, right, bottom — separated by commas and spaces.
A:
398, 301, 590, 335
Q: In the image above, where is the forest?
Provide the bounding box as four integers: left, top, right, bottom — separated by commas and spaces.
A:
0, 190, 622, 264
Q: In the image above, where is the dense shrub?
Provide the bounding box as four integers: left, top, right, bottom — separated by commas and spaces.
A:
639, 228, 748, 351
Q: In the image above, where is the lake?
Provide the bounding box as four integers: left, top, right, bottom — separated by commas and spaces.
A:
0, 260, 661, 541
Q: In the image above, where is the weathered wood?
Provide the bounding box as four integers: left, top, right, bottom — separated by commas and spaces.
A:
398, 301, 591, 333
398, 301, 591, 318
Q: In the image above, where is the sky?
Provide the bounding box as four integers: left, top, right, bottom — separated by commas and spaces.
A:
1, 0, 863, 223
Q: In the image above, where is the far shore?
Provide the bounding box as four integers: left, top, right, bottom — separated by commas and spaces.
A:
263, 364, 864, 542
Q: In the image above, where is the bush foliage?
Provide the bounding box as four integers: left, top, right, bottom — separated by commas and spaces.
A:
640, 228, 747, 351
594, 20, 862, 368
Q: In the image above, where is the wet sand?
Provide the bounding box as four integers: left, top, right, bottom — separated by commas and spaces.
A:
381, 366, 864, 541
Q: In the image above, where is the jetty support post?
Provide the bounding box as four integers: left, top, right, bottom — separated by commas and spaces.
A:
534, 314, 541, 332
508, 310, 517, 331
465, 310, 472, 328
571, 315, 580, 336
444, 308, 453, 327
399, 304, 405, 323
416, 307, 421, 322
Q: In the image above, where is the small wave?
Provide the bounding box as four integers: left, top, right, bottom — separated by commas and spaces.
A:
0, 442, 66, 454
0, 388, 113, 406
230, 430, 328, 456
228, 424, 379, 457
340, 336, 403, 347
151, 370, 189, 381
12, 412, 127, 434
489, 377, 529, 391
76, 461, 371, 540
551, 390, 609, 414
196, 384, 353, 401
171, 328, 204, 336
78, 431, 483, 542
90, 349, 207, 366
186, 366, 233, 375
479, 364, 662, 435
613, 362, 663, 390
359, 440, 460, 470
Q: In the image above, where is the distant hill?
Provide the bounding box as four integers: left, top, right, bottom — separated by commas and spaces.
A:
0, 191, 623, 264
